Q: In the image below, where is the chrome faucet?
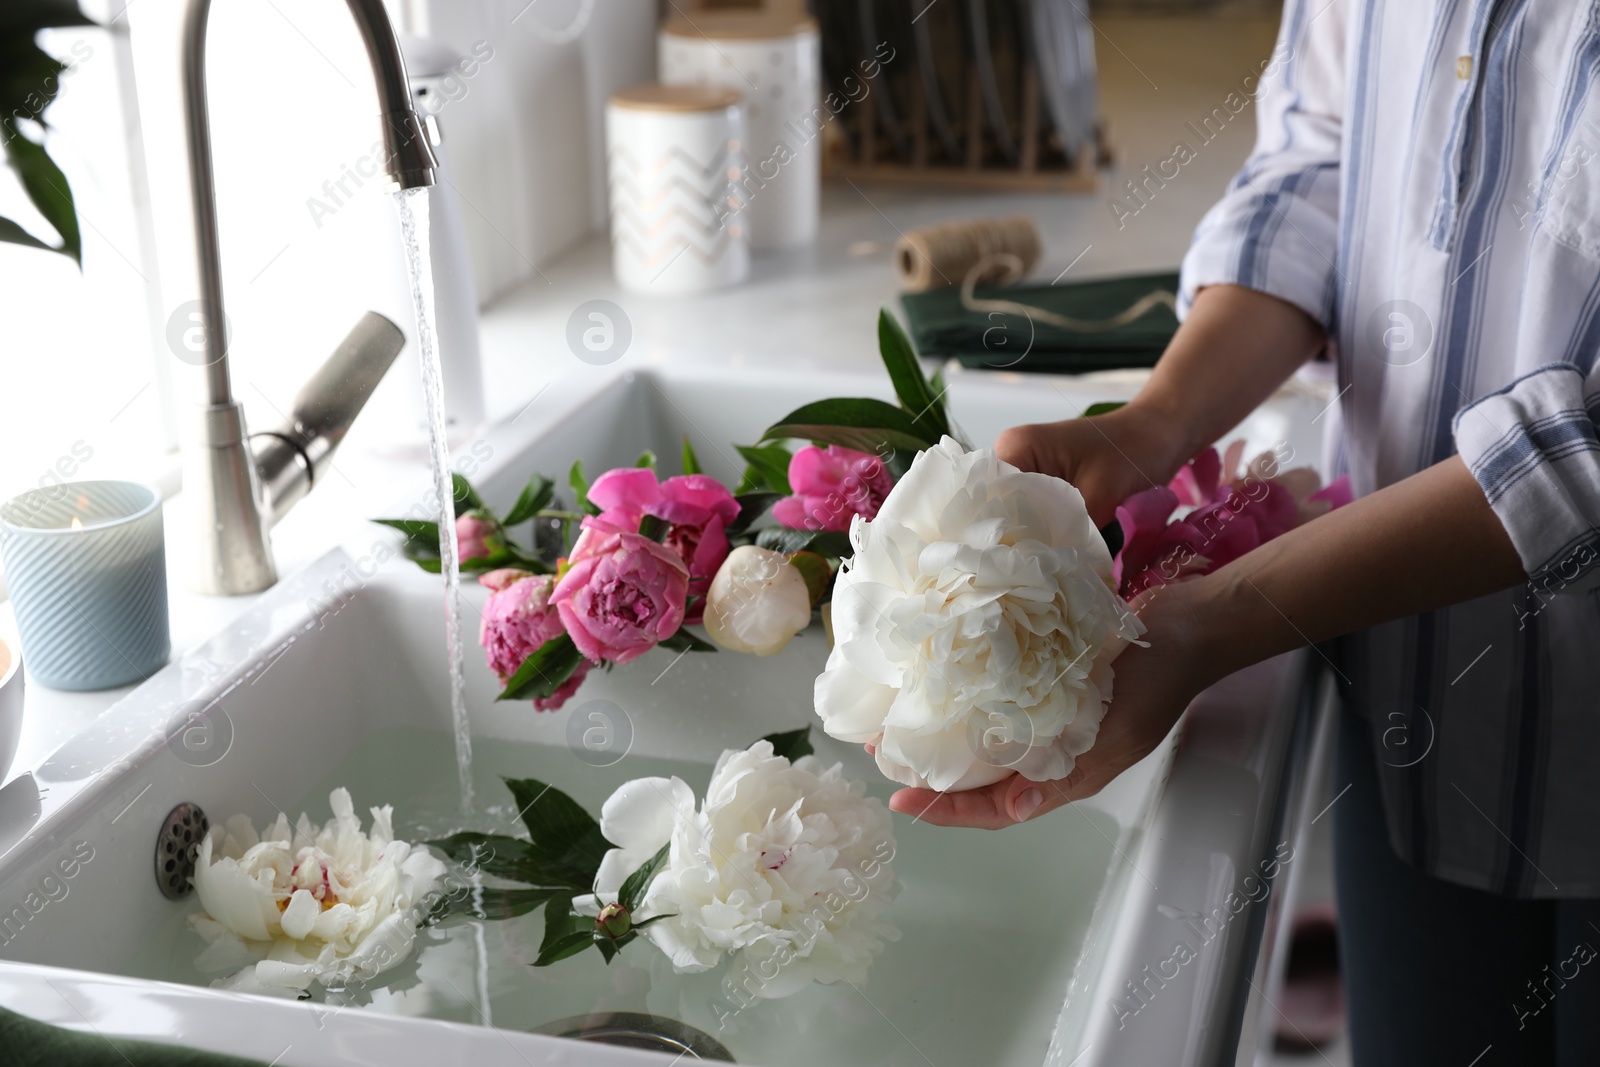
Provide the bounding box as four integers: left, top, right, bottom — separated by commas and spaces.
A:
175, 0, 438, 595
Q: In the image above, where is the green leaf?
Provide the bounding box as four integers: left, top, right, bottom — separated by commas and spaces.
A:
618, 843, 671, 912
681, 436, 703, 476
636, 450, 657, 469
372, 517, 442, 552
630, 913, 673, 931
534, 929, 595, 967
0, 3, 96, 34
2, 132, 79, 265
638, 514, 667, 541
727, 492, 781, 536
502, 474, 555, 526
451, 473, 484, 517
763, 398, 939, 454
1083, 401, 1127, 417
878, 308, 948, 439
426, 886, 560, 924
755, 527, 853, 558
497, 633, 587, 702
657, 628, 716, 653
594, 933, 621, 963
786, 551, 832, 606
735, 444, 794, 496
0, 215, 55, 253
427, 832, 584, 888
762, 726, 814, 762
569, 460, 598, 516
541, 894, 584, 952
501, 776, 611, 883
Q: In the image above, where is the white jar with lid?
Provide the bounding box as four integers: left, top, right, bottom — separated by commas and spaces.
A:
606, 84, 750, 294
659, 11, 821, 250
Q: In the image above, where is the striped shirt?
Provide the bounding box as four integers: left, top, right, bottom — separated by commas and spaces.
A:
1179, 0, 1600, 897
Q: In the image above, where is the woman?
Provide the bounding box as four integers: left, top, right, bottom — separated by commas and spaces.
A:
894, 2, 1600, 1062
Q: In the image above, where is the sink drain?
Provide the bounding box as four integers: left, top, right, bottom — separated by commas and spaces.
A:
155, 802, 209, 900
533, 1012, 734, 1061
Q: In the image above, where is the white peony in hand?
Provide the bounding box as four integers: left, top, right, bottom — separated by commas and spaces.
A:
188, 788, 447, 996
579, 740, 898, 998
814, 437, 1144, 792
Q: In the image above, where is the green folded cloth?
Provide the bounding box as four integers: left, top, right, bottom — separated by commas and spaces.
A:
900, 270, 1180, 374
0, 1007, 267, 1067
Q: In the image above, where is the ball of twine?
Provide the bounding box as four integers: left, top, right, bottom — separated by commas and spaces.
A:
894, 216, 1043, 292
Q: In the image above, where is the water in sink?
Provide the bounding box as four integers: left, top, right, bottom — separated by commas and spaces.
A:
117, 726, 1119, 1067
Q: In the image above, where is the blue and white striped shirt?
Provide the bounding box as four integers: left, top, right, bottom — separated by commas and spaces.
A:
1180, 0, 1600, 897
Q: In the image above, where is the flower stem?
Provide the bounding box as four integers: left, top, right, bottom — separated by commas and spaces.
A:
536, 509, 588, 521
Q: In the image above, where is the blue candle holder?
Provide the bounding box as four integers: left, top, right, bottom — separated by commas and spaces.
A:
0, 480, 170, 690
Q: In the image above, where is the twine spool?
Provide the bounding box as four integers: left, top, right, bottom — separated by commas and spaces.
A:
895, 215, 1043, 292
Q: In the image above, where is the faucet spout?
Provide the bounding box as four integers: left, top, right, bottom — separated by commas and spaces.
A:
176, 0, 436, 595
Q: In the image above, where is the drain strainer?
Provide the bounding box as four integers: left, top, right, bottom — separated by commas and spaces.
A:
155, 802, 209, 900
533, 1012, 734, 1061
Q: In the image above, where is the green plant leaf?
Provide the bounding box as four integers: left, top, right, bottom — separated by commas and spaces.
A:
735, 444, 794, 496
502, 474, 554, 526
501, 776, 611, 887
618, 843, 670, 912
755, 527, 853, 558
372, 517, 442, 552
878, 308, 948, 439
450, 473, 484, 517
786, 551, 832, 606
426, 886, 559, 925
534, 929, 595, 967
0, 216, 55, 253
657, 628, 716, 653
569, 460, 599, 516
426, 832, 586, 888
763, 398, 939, 454
762, 726, 814, 762
681, 436, 702, 476
2, 132, 78, 265
541, 895, 584, 950
638, 514, 667, 541
727, 492, 781, 536
1083, 401, 1127, 417
636, 450, 656, 469
0, 3, 96, 34
497, 633, 587, 702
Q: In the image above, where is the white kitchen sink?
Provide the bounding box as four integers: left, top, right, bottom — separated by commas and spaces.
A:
0, 365, 1326, 1066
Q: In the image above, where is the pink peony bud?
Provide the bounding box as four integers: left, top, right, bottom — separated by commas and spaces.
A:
771, 446, 894, 532
586, 469, 739, 622
456, 509, 505, 562
478, 568, 590, 711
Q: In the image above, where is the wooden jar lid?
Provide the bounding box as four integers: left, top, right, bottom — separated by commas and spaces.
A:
660, 11, 818, 41
609, 83, 743, 113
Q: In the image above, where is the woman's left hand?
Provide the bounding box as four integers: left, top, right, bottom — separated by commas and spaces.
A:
887, 581, 1214, 829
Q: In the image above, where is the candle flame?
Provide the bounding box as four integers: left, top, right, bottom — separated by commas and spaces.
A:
69, 517, 84, 531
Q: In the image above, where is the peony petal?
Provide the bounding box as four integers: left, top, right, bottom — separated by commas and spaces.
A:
814, 652, 897, 742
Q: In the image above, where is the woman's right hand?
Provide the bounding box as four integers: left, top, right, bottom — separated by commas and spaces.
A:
995, 403, 1191, 526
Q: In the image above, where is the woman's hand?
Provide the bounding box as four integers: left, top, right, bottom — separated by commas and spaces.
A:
888, 582, 1217, 828
995, 403, 1191, 526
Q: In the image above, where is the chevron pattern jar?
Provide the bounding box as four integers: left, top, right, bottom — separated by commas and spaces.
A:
0, 481, 170, 691
606, 84, 750, 295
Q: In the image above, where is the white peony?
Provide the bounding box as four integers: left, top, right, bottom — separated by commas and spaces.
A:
814, 437, 1144, 792
703, 545, 814, 656
580, 741, 898, 998
188, 788, 447, 996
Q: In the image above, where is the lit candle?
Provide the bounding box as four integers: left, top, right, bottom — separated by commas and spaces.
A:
0, 481, 170, 690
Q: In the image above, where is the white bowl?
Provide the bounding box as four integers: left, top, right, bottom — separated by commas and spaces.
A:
0, 628, 22, 781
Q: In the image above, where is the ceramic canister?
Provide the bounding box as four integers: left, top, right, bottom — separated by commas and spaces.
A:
0, 480, 169, 691
606, 84, 750, 295
659, 10, 822, 250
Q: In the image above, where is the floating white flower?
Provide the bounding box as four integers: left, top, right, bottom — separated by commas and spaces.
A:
815, 437, 1144, 792
188, 788, 447, 996
582, 741, 898, 998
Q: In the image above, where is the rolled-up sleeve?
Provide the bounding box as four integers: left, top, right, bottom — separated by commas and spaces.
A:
1178, 0, 1348, 329
1454, 363, 1600, 592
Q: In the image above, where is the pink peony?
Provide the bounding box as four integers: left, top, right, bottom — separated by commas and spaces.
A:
456, 510, 504, 562
586, 468, 739, 622
771, 446, 894, 532
552, 519, 690, 665
477, 568, 590, 711
1114, 446, 1351, 598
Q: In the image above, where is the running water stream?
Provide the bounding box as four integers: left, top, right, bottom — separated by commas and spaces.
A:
392, 188, 474, 816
